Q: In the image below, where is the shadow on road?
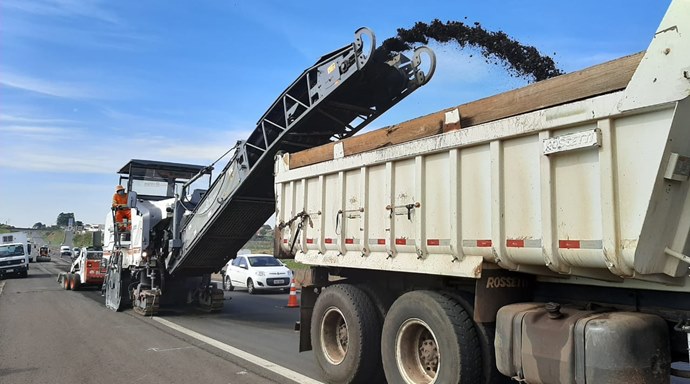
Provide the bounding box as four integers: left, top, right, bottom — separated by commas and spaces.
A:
0, 367, 39, 378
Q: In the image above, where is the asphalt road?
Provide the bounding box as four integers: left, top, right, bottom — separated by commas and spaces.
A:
0, 258, 324, 384
25, 228, 71, 254
4, 245, 688, 384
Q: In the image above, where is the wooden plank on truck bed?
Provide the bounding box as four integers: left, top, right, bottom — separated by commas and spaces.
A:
290, 51, 644, 169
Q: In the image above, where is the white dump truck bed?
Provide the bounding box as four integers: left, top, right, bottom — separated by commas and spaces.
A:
275, 0, 690, 291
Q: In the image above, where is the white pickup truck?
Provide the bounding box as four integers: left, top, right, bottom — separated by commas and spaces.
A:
275, 1, 690, 383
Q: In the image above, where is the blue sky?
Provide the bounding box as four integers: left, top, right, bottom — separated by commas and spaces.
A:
0, 0, 671, 228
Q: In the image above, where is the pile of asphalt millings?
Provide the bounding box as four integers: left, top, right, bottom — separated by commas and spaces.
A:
380, 19, 564, 82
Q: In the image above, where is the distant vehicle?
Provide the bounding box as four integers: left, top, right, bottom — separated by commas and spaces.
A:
27, 239, 34, 262
36, 246, 51, 262
0, 232, 30, 278
60, 245, 71, 258
221, 254, 292, 294
85, 224, 102, 232
72, 247, 80, 258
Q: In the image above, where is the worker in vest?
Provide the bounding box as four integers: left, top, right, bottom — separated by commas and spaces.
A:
112, 185, 131, 231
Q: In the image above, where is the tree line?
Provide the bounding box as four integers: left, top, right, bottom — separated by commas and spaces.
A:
32, 212, 84, 230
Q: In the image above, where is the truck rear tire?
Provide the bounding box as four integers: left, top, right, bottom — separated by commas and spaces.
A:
381, 290, 482, 384
442, 291, 510, 384
311, 284, 383, 384
356, 283, 395, 323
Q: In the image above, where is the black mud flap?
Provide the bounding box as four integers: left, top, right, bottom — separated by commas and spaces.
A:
474, 263, 535, 323
299, 285, 319, 352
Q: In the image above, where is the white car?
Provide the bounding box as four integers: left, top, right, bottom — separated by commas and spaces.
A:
222, 254, 292, 294
60, 245, 72, 258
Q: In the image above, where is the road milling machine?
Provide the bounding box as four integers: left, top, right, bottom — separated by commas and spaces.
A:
101, 28, 436, 315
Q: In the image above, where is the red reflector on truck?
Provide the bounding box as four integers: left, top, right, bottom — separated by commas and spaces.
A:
559, 240, 580, 249
476, 240, 492, 247
395, 238, 407, 245
377, 239, 386, 245
325, 238, 333, 244
506, 239, 524, 248
345, 238, 354, 244
306, 238, 314, 244
427, 239, 440, 246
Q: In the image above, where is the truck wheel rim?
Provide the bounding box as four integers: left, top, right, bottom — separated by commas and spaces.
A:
395, 318, 439, 384
320, 306, 348, 365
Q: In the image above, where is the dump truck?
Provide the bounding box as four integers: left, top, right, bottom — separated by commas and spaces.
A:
99, 28, 436, 316
274, 1, 690, 383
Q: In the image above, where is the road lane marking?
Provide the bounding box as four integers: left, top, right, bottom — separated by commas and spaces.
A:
147, 346, 195, 352
0, 281, 5, 296
152, 317, 324, 384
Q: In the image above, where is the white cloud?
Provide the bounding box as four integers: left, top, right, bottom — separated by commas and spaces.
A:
2, 153, 110, 173
0, 124, 248, 174
0, 72, 102, 99
154, 143, 240, 163
1, 0, 153, 55
0, 125, 75, 141
98, 108, 199, 133
2, 0, 121, 24
0, 114, 76, 125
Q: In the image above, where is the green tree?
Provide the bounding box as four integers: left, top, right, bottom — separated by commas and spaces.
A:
32, 222, 46, 229
75, 221, 84, 227
56, 212, 75, 227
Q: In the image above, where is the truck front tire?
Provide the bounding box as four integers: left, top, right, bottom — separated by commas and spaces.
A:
311, 284, 383, 384
381, 290, 482, 384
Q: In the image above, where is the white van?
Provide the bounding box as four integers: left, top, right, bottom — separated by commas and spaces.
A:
1, 233, 30, 278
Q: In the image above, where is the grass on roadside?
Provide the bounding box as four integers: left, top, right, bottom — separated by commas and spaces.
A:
44, 230, 65, 245
280, 259, 309, 270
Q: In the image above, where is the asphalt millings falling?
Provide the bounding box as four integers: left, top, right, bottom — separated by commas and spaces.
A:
381, 19, 564, 82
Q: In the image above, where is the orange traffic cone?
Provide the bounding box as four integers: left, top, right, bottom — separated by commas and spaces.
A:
286, 278, 299, 308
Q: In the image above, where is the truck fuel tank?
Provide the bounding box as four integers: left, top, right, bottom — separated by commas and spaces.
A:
495, 302, 670, 384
